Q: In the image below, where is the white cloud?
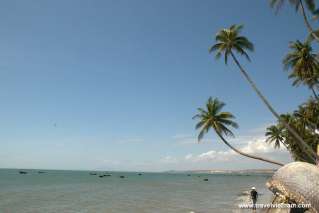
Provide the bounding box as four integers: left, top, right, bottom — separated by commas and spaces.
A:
185, 154, 193, 160
241, 138, 277, 154
160, 156, 178, 164
185, 150, 235, 162
159, 131, 291, 171
184, 136, 287, 163
71, 126, 292, 172
91, 134, 290, 172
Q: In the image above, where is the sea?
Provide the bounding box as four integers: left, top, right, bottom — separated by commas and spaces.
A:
0, 169, 274, 213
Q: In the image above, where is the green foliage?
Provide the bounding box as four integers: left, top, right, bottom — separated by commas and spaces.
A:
270, 0, 319, 44
265, 98, 319, 164
283, 40, 319, 93
194, 98, 285, 166
268, 0, 319, 164
265, 125, 286, 149
209, 25, 254, 64
270, 0, 316, 13
197, 1, 319, 165
193, 97, 238, 142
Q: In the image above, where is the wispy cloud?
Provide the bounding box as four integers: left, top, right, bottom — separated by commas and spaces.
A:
164, 124, 292, 169
184, 137, 287, 163
184, 150, 236, 162
88, 125, 291, 172
172, 134, 209, 145
173, 123, 275, 146
115, 138, 144, 144
160, 156, 178, 164
92, 134, 291, 172
247, 123, 274, 135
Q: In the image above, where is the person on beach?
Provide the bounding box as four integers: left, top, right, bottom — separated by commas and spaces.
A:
250, 187, 258, 210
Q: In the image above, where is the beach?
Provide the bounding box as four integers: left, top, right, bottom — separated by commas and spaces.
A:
0, 169, 274, 213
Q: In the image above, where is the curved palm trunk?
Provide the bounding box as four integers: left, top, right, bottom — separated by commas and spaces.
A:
230, 51, 318, 162
299, 0, 319, 42
216, 131, 284, 166
281, 141, 289, 150
311, 87, 319, 100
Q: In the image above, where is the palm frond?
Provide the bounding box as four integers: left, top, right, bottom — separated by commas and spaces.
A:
209, 24, 254, 64
194, 98, 238, 142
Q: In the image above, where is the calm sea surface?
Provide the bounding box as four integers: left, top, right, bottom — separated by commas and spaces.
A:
0, 169, 273, 213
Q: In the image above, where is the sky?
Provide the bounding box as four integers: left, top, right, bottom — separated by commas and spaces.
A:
0, 0, 314, 171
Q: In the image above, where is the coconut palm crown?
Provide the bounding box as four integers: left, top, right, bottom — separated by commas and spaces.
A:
193, 97, 284, 166
209, 24, 318, 163
209, 25, 254, 65
193, 97, 238, 142
265, 125, 286, 149
270, 0, 315, 13
283, 40, 319, 98
269, 0, 319, 42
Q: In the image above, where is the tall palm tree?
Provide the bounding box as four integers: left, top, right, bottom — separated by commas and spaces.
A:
302, 98, 319, 130
269, 111, 318, 164
294, 105, 318, 130
283, 40, 319, 99
265, 125, 288, 149
270, 0, 319, 42
209, 24, 318, 162
193, 97, 284, 166
289, 73, 319, 99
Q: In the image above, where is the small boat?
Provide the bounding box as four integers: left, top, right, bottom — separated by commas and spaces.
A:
19, 171, 27, 174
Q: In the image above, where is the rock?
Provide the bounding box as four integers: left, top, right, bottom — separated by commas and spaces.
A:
120, 176, 125, 178
267, 162, 319, 212
203, 178, 208, 181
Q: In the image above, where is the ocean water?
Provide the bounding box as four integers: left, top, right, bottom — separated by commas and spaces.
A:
0, 169, 273, 213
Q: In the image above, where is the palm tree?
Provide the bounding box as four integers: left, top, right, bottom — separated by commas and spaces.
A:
302, 98, 319, 130
209, 24, 318, 162
265, 125, 288, 149
270, 0, 319, 42
289, 73, 319, 99
268, 111, 318, 164
193, 97, 284, 166
294, 104, 318, 130
283, 40, 319, 99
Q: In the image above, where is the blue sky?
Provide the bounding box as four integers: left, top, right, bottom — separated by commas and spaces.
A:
0, 0, 313, 171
